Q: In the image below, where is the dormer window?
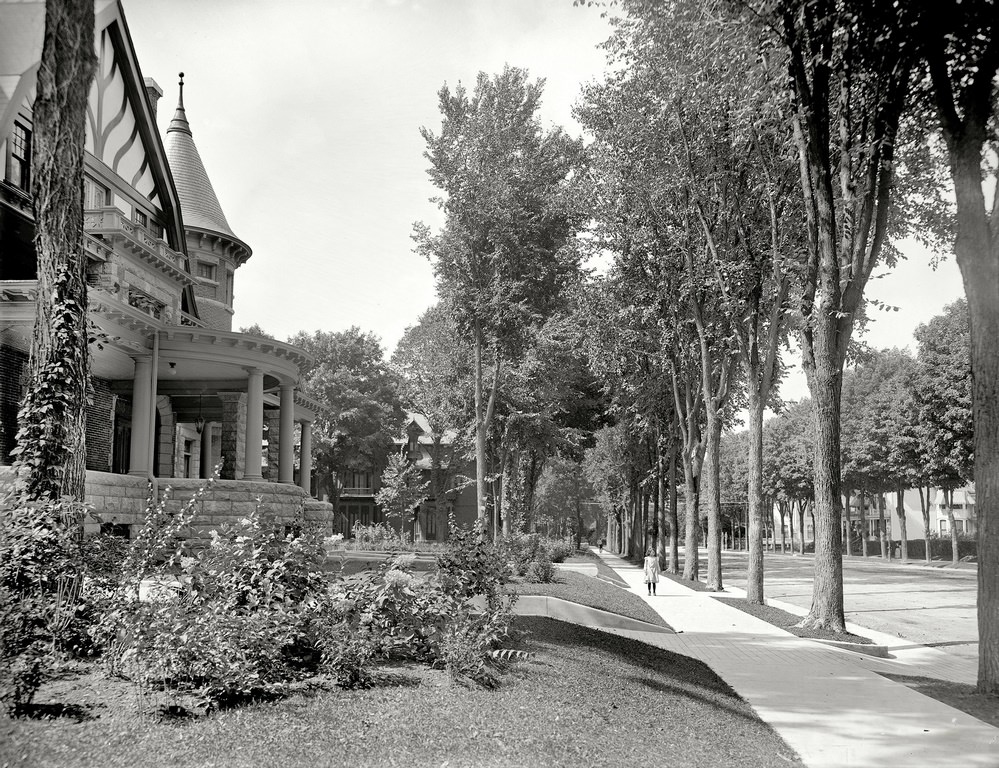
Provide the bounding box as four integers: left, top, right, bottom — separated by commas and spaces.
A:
5, 122, 30, 193
196, 262, 216, 281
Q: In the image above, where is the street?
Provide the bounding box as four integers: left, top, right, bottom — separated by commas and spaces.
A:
717, 550, 979, 663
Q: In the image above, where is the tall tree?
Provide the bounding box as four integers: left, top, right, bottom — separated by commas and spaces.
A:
290, 328, 405, 516
415, 66, 585, 537
914, 300, 974, 566
914, 0, 999, 696
743, 0, 923, 632
13, 0, 97, 501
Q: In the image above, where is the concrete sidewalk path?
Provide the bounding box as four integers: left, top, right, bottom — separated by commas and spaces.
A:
588, 549, 998, 768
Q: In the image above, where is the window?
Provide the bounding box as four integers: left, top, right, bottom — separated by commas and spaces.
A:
6, 122, 30, 192
83, 177, 109, 209
133, 209, 148, 228
196, 262, 216, 281
183, 439, 194, 478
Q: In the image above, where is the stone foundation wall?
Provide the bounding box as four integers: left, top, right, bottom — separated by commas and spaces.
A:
0, 465, 327, 538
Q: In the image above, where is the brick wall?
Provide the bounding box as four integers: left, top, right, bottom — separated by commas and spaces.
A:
0, 345, 27, 463
85, 377, 114, 472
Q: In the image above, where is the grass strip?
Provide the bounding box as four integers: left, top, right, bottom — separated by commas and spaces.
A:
507, 570, 669, 628
2, 618, 802, 768
712, 596, 874, 644
875, 673, 999, 729
566, 550, 630, 586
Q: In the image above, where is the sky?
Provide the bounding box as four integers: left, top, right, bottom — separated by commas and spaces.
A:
123, 0, 966, 404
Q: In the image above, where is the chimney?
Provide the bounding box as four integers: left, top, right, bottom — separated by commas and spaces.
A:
144, 77, 163, 119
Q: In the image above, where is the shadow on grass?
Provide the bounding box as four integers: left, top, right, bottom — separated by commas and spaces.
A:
518, 617, 753, 714
878, 673, 999, 728
13, 702, 98, 722
625, 674, 769, 726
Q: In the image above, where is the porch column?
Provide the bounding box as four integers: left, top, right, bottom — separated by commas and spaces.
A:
299, 420, 313, 495
128, 355, 152, 475
199, 422, 214, 479
279, 385, 295, 483
243, 368, 264, 481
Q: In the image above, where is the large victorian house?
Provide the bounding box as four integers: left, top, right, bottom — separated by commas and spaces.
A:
1, 1, 332, 534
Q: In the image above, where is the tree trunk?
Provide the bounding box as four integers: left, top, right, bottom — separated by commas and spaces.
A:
945, 487, 960, 565
656, 440, 666, 568
926, 49, 999, 693
797, 499, 806, 555
800, 364, 846, 632
705, 414, 723, 591
843, 490, 853, 557
878, 494, 888, 559
895, 485, 908, 561
859, 488, 869, 558
682, 457, 700, 581
668, 446, 679, 574
473, 330, 488, 537
920, 485, 932, 562
14, 0, 97, 502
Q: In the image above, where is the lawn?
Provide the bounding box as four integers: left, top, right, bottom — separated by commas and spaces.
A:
507, 570, 669, 628
1, 618, 802, 768
566, 549, 629, 586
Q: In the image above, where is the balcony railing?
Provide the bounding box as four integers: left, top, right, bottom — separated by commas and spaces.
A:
340, 486, 374, 497
83, 207, 193, 285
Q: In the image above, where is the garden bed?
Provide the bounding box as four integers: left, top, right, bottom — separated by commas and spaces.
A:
0, 618, 802, 768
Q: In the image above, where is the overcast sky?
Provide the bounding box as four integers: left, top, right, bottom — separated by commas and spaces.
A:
124, 0, 966, 403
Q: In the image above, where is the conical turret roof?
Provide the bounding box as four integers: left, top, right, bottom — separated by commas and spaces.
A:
164, 73, 238, 239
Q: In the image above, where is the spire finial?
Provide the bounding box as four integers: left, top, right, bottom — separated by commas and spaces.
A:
178, 72, 185, 109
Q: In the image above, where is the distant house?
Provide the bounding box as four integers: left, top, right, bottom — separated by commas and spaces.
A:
0, 1, 332, 534
769, 484, 977, 546
385, 413, 476, 541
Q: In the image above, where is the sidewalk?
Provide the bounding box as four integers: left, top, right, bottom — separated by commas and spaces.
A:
588, 549, 998, 768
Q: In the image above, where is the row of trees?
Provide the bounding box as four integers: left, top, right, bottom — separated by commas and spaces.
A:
409, 0, 999, 695
723, 299, 973, 562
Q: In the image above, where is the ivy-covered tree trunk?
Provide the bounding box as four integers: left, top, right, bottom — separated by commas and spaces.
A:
14, 0, 97, 502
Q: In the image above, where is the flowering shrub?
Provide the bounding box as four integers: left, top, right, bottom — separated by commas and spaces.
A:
350, 522, 411, 550
102, 484, 330, 709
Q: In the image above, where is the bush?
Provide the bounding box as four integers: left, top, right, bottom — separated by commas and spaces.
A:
437, 527, 512, 605
545, 540, 574, 563
317, 551, 515, 689
349, 522, 411, 551
525, 557, 556, 584
103, 485, 330, 709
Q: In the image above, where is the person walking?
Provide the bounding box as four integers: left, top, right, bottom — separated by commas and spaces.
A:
643, 547, 660, 596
